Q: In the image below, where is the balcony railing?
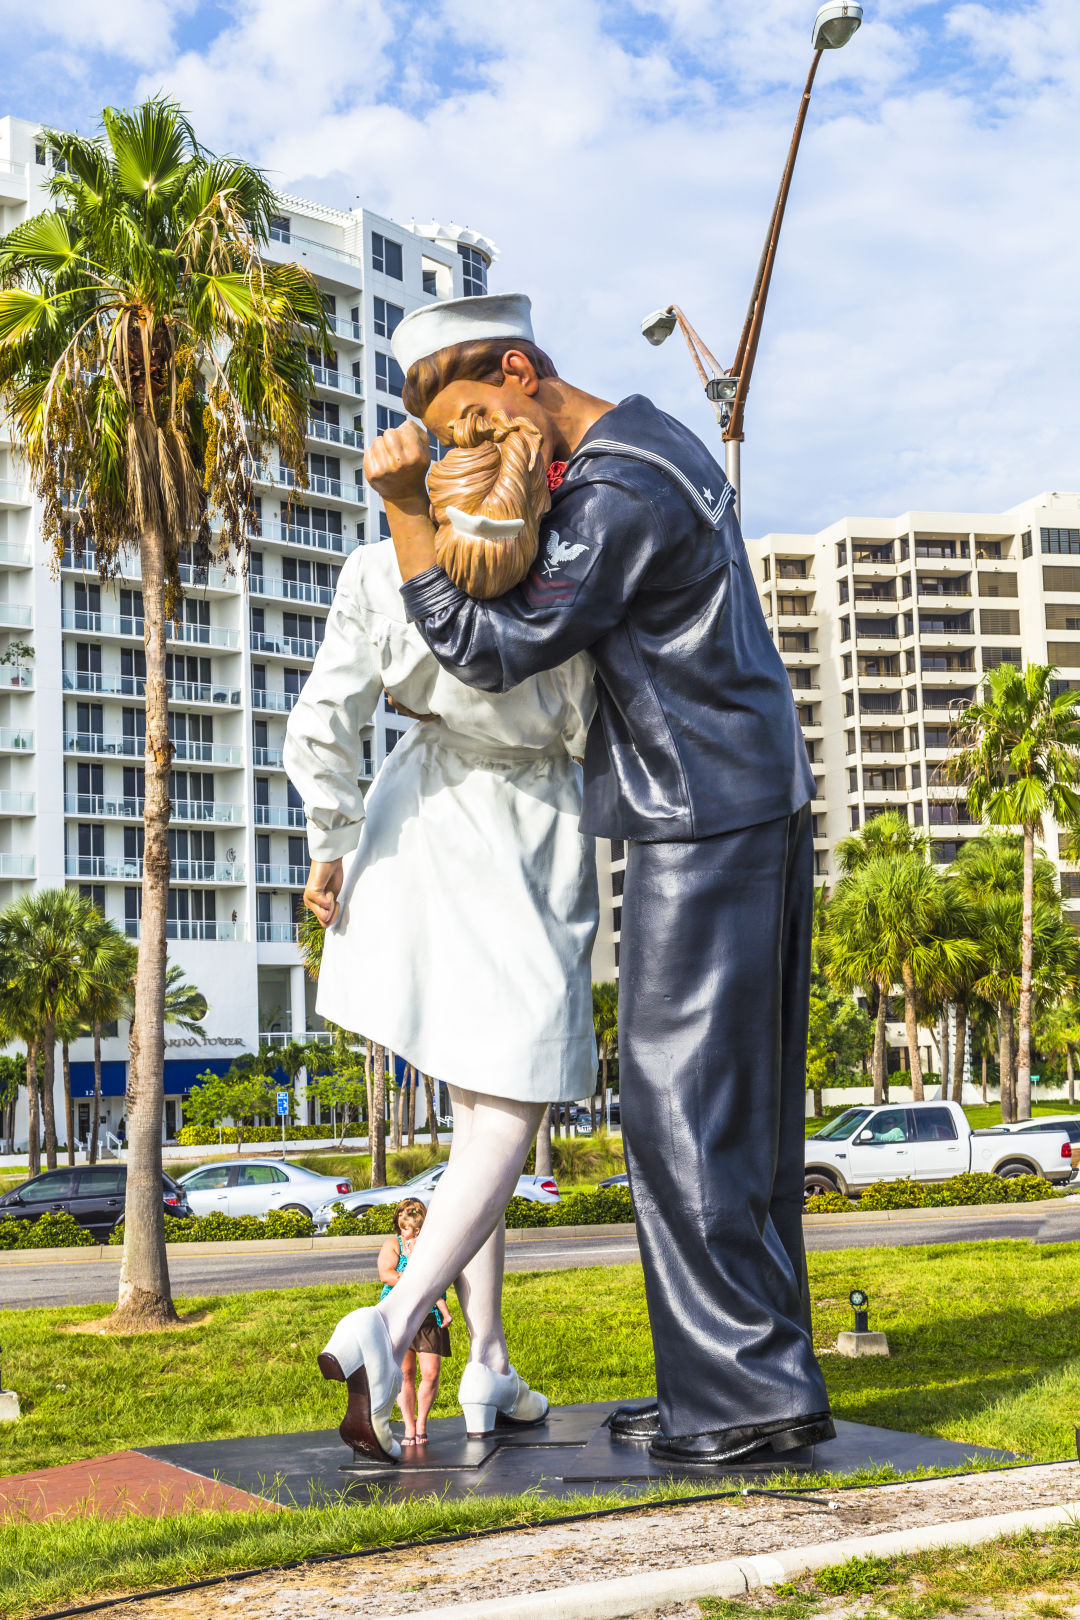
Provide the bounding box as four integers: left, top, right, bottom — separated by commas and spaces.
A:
257, 922, 300, 943
63, 792, 244, 823
251, 630, 321, 661
252, 746, 285, 768
307, 417, 362, 449
0, 542, 31, 566
0, 603, 32, 627
61, 548, 236, 591
0, 481, 32, 507
251, 520, 356, 556
0, 728, 34, 751
60, 610, 240, 648
310, 363, 363, 397
249, 575, 334, 607
63, 672, 242, 705
0, 791, 35, 814
125, 920, 246, 941
329, 315, 363, 342
254, 803, 306, 827
66, 855, 246, 882
251, 689, 300, 712
63, 733, 243, 764
259, 1026, 336, 1044
255, 863, 307, 886
1, 670, 32, 689
0, 853, 34, 878
268, 225, 364, 270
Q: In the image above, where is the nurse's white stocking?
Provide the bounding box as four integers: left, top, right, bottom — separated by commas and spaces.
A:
376, 1085, 545, 1369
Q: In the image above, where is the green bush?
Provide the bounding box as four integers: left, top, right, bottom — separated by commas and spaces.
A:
554, 1186, 634, 1225
0, 1211, 94, 1249
176, 1123, 361, 1147
857, 1178, 928, 1210
325, 1202, 397, 1236
924, 1171, 1013, 1206
998, 1173, 1060, 1203
804, 1191, 854, 1214
108, 1208, 315, 1245
504, 1195, 552, 1229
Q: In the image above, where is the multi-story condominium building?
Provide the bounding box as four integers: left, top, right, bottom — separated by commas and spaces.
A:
0, 112, 498, 1146
748, 491, 1080, 898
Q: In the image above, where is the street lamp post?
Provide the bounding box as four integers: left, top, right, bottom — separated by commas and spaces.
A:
640, 1, 862, 522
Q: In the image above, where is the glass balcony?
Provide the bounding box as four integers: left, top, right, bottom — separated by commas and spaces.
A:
307, 418, 362, 449
257, 923, 300, 944
249, 575, 334, 607
65, 855, 245, 883
329, 315, 363, 342
250, 630, 320, 661
267, 225, 364, 271
0, 727, 34, 751
0, 791, 35, 814
0, 481, 32, 508
0, 853, 34, 877
0, 669, 33, 689
251, 689, 299, 712
252, 520, 357, 556
0, 603, 32, 627
125, 920, 246, 941
63, 793, 245, 823
62, 672, 242, 705
255, 862, 307, 886
252, 745, 285, 768
0, 542, 31, 566
60, 610, 240, 648
310, 363, 363, 397
254, 803, 306, 827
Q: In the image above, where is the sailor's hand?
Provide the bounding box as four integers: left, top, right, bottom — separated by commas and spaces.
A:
304, 859, 343, 928
364, 422, 431, 508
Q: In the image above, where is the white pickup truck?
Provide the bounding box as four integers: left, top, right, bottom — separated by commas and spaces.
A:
804, 1099, 1076, 1198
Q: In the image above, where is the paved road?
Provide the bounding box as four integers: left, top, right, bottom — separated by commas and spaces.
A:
1, 1207, 1077, 1310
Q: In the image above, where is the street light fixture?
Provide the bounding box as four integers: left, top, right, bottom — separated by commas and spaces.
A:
640, 2, 862, 521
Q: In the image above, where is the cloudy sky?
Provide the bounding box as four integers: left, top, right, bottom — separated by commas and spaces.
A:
3, 0, 1078, 536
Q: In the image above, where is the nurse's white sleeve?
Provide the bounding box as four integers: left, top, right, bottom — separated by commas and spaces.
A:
283, 557, 384, 862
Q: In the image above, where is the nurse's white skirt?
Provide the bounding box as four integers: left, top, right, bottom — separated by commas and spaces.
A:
316, 724, 599, 1103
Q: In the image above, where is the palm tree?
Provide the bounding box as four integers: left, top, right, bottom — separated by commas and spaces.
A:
825, 851, 978, 1098
949, 664, 1080, 1119
0, 889, 98, 1168
591, 980, 618, 1131
80, 924, 139, 1164
0, 100, 326, 1329
1035, 999, 1080, 1108
833, 810, 929, 875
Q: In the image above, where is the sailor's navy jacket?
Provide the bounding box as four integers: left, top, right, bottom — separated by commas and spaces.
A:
400, 395, 815, 844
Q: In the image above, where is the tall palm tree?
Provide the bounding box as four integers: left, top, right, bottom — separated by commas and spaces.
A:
1035, 999, 1080, 1108
0, 100, 327, 1329
949, 664, 1080, 1119
0, 889, 98, 1168
833, 810, 929, 875
80, 924, 139, 1164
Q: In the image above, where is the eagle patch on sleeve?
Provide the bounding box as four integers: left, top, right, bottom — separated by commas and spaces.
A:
523, 528, 594, 608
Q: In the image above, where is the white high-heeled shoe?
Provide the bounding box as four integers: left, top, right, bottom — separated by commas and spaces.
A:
458, 1362, 549, 1439
318, 1307, 403, 1463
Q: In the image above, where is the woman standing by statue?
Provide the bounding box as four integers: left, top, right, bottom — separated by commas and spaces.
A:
284, 405, 597, 1464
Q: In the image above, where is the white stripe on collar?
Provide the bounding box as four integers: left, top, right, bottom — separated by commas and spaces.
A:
573, 438, 736, 527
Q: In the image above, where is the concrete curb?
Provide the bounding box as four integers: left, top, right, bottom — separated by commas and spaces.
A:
1, 1197, 1077, 1267
384, 1498, 1080, 1620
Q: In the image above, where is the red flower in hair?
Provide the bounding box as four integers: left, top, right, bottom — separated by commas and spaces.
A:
546, 460, 568, 492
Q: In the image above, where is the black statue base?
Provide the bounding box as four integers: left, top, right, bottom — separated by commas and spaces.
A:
137, 1403, 1013, 1508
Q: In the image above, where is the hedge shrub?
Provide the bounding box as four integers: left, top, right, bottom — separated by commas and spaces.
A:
108, 1208, 315, 1245
857, 1178, 927, 1210
322, 1186, 636, 1237
0, 1211, 94, 1249
176, 1123, 363, 1147
812, 1172, 1064, 1213
804, 1191, 854, 1214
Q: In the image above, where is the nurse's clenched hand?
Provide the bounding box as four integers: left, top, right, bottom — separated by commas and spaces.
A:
304, 859, 344, 929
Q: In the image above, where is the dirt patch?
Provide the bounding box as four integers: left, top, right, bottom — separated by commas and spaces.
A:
59, 1310, 212, 1336
78, 1460, 1080, 1619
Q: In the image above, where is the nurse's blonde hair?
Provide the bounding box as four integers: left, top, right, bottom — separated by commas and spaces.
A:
427, 407, 550, 599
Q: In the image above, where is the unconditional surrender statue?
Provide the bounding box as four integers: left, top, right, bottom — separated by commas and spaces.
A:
358, 292, 835, 1468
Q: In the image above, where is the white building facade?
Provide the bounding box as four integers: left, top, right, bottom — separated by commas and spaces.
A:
0, 113, 499, 1147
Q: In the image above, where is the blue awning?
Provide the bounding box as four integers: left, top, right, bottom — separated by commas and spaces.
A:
69, 1057, 239, 1098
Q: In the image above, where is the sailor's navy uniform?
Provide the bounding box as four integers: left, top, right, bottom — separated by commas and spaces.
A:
402, 394, 830, 1442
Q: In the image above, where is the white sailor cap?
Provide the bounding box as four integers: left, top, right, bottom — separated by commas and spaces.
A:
390, 292, 534, 377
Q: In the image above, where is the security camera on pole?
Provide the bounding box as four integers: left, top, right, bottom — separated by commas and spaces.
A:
641, 1, 862, 521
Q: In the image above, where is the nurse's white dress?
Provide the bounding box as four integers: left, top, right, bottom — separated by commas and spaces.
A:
282, 542, 599, 1103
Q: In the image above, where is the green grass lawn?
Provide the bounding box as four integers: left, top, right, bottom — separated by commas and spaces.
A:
1, 1240, 1079, 1615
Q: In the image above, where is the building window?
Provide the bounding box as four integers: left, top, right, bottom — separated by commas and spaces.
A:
911, 764, 921, 788
912, 802, 924, 825
850, 807, 860, 831
458, 244, 488, 297
983, 647, 1022, 669
762, 557, 771, 580
1046, 603, 1080, 631
385, 728, 405, 754
980, 608, 1020, 636
1022, 530, 1033, 558
379, 512, 392, 541
373, 297, 404, 339
848, 768, 858, 793
842, 654, 852, 680
376, 405, 406, 434
374, 352, 406, 398
611, 839, 625, 862
840, 616, 850, 643
838, 579, 849, 604
422, 267, 437, 295
1042, 528, 1080, 555
269, 214, 291, 243
836, 541, 847, 567
371, 233, 403, 279
1047, 642, 1080, 669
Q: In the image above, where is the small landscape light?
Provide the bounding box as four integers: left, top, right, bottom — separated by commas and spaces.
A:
849, 1288, 869, 1332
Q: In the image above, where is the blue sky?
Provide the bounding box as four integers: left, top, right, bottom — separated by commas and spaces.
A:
3, 0, 1078, 536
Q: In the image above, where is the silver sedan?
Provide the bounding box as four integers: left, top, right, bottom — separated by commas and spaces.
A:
313, 1165, 560, 1231
178, 1158, 354, 1219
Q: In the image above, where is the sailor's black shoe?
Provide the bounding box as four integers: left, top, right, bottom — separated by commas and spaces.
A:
608, 1400, 661, 1440
648, 1412, 835, 1466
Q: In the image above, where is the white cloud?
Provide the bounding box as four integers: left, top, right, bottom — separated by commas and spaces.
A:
11, 0, 1080, 533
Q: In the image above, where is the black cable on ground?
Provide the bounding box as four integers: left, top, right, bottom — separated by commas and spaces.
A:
25, 1456, 1066, 1620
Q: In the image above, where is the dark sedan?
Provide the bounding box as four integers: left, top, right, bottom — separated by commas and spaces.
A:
0, 1166, 192, 1239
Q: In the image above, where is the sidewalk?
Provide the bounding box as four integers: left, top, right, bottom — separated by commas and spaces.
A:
0, 1450, 278, 1522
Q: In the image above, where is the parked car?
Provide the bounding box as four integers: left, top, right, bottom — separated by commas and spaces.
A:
804, 1099, 1076, 1198
313, 1165, 560, 1231
598, 1172, 629, 1189
999, 1114, 1080, 1174
178, 1159, 353, 1219
0, 1165, 192, 1240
